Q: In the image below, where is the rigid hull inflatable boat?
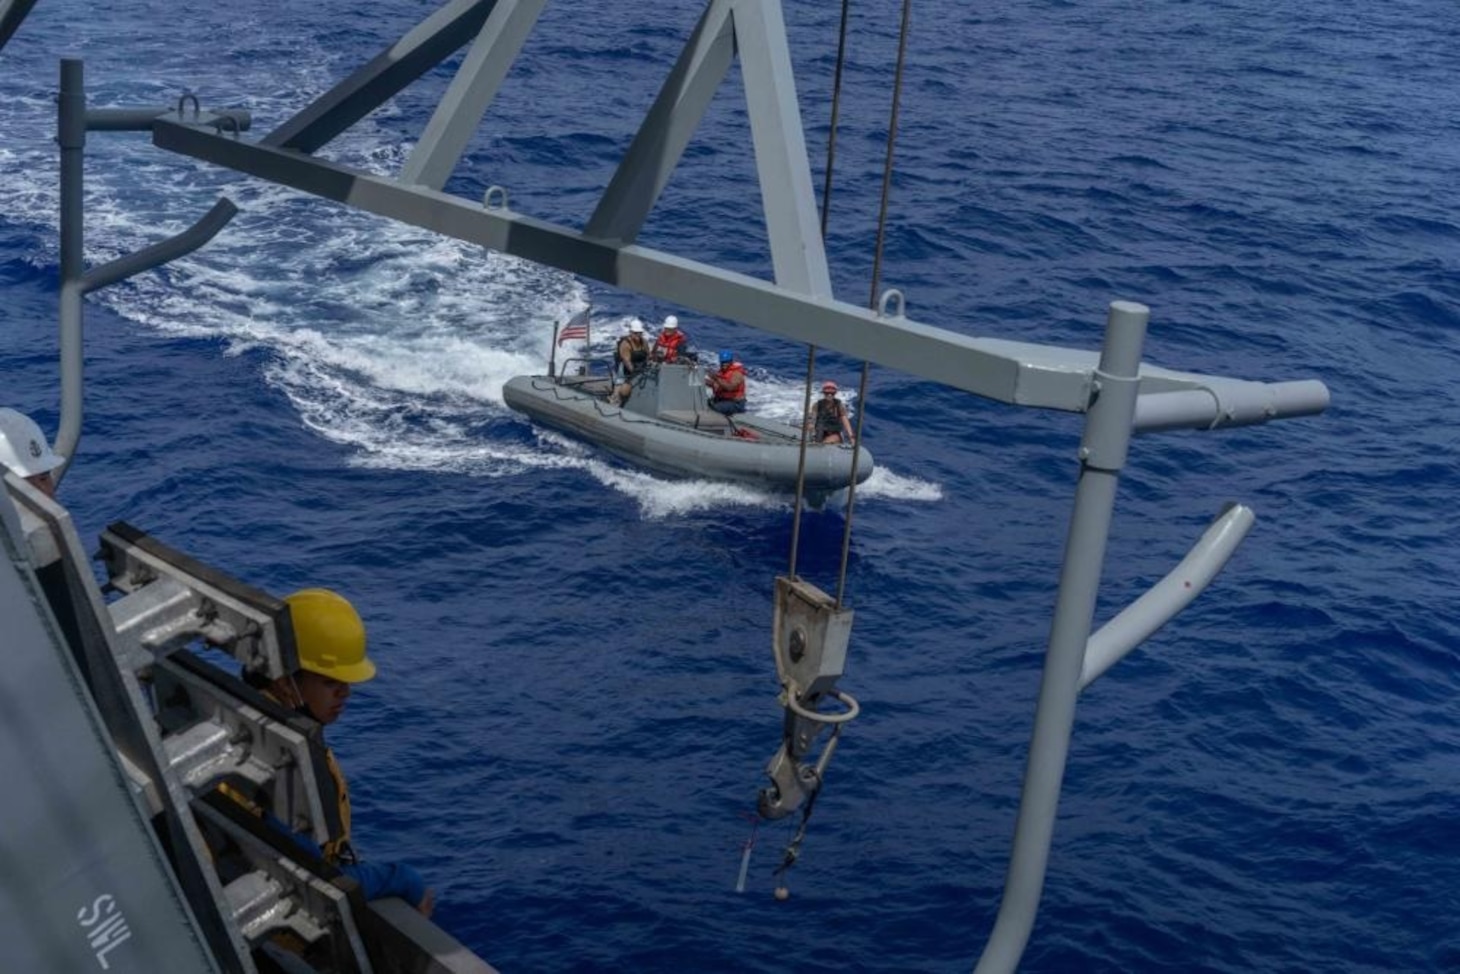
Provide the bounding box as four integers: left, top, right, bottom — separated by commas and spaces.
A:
503, 362, 874, 495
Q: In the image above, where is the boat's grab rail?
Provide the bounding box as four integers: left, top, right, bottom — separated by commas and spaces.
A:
521, 374, 813, 442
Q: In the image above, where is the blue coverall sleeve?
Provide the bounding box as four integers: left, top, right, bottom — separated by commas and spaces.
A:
264, 810, 328, 860
340, 860, 428, 907
263, 812, 427, 907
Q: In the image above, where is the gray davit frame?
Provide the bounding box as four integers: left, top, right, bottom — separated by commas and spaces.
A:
154, 116, 1327, 429
400, 0, 548, 190
53, 1, 1329, 972
149, 0, 1325, 429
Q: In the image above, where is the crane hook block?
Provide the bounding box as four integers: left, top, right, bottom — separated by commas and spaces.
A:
758, 576, 858, 820
771, 575, 853, 697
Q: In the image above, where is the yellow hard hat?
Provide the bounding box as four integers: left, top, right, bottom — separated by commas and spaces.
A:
284, 588, 377, 683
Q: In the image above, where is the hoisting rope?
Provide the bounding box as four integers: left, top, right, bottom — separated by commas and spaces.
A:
819, 0, 855, 242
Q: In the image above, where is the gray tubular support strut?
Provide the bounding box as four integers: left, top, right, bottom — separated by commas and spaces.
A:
53, 59, 239, 482
973, 300, 1148, 974
1080, 502, 1255, 690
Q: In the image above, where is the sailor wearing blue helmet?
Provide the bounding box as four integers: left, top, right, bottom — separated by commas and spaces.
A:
705, 350, 747, 415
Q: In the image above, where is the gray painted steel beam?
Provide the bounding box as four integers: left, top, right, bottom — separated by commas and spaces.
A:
732, 0, 832, 298
401, 0, 547, 190
584, 0, 736, 244
263, 0, 500, 153
0, 0, 38, 53
152, 120, 1328, 429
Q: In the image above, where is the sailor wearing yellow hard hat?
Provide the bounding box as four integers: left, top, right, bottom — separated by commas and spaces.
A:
251, 588, 436, 917
276, 588, 377, 723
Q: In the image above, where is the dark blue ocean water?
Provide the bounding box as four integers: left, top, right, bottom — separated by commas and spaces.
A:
3, 1, 1459, 971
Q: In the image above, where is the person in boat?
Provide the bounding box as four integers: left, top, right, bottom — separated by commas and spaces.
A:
611, 318, 651, 405
705, 349, 747, 415
808, 380, 856, 444
651, 314, 691, 364
0, 407, 63, 498
238, 588, 436, 917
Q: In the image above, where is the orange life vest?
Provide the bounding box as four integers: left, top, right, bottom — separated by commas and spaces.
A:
710, 362, 746, 402
654, 330, 687, 362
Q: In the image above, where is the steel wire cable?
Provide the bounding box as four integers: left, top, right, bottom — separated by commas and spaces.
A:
834, 0, 912, 609
788, 0, 854, 581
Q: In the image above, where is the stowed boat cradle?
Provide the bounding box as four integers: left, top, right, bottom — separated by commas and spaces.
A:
1, 472, 495, 974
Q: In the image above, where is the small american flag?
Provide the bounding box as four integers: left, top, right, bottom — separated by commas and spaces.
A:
557, 309, 590, 345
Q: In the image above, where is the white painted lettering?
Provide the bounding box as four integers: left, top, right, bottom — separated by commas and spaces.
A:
87, 911, 127, 948
94, 926, 133, 970
76, 892, 132, 969
76, 893, 114, 927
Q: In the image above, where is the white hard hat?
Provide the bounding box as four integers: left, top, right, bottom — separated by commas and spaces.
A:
0, 408, 63, 478
629, 318, 645, 334
663, 315, 678, 330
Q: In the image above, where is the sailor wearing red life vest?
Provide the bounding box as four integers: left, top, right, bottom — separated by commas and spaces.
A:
652, 315, 689, 363
705, 350, 747, 415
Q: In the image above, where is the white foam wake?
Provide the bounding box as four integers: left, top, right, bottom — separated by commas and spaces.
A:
0, 40, 942, 512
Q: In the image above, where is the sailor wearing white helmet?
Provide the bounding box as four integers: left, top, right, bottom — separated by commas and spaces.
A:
652, 314, 691, 364
611, 318, 651, 405
0, 408, 64, 498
